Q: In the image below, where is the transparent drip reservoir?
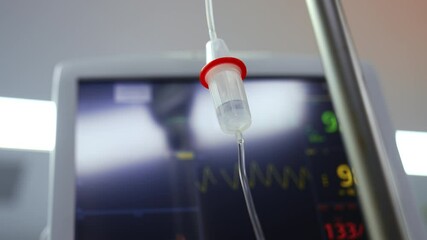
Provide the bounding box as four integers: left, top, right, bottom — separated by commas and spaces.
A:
206, 63, 252, 134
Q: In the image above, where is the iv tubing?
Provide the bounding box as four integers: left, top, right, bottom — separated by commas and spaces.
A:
203, 0, 264, 237
236, 132, 266, 240
205, 0, 217, 40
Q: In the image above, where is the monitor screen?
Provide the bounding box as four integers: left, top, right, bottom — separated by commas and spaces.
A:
75, 77, 367, 240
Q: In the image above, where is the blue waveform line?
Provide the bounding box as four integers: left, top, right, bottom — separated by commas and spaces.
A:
76, 206, 199, 219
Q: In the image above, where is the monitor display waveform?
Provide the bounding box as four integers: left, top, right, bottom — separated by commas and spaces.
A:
195, 162, 310, 193
75, 78, 368, 240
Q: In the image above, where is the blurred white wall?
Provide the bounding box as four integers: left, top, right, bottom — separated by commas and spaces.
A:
343, 0, 427, 131
0, 150, 49, 240
1, 0, 425, 129
0, 0, 426, 239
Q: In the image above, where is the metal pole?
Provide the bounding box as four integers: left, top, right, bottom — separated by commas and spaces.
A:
305, 1, 412, 239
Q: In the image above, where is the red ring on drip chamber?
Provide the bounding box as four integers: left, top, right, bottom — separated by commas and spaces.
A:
199, 57, 247, 89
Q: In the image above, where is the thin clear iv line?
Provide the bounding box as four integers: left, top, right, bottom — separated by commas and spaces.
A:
205, 0, 217, 40
236, 132, 266, 240
203, 0, 264, 237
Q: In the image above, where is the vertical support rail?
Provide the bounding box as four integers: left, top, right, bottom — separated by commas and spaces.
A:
305, 1, 414, 239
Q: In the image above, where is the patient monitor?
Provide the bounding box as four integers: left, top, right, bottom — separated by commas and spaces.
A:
47, 54, 422, 239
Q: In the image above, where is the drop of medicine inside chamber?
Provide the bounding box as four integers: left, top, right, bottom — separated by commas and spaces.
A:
216, 100, 251, 134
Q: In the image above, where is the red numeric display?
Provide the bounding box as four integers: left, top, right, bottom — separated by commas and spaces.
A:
324, 222, 364, 240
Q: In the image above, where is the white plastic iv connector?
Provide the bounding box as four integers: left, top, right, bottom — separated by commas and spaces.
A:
200, 38, 252, 134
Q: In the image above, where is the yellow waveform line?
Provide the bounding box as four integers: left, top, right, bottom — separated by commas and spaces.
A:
195, 162, 311, 193
220, 167, 240, 190
194, 166, 218, 193
250, 162, 310, 190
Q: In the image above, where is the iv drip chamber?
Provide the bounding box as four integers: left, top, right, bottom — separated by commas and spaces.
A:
200, 57, 252, 134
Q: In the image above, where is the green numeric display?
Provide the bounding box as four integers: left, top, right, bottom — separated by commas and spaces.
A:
322, 111, 338, 133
